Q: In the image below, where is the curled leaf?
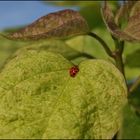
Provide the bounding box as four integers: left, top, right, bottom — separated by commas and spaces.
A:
124, 12, 140, 41
101, 1, 140, 42
2, 9, 89, 41
115, 1, 136, 26
101, 2, 135, 41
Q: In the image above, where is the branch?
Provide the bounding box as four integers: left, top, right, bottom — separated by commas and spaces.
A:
112, 39, 125, 75
129, 76, 140, 93
88, 32, 114, 57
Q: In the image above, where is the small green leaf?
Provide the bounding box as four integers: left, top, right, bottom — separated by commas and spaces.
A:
2, 9, 89, 41
119, 104, 140, 139
0, 50, 127, 139
125, 49, 140, 68
79, 5, 104, 29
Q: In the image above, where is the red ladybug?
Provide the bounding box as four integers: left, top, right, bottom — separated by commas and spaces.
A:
69, 66, 79, 77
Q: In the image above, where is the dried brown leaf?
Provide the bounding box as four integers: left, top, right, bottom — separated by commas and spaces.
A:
130, 1, 140, 17
124, 12, 140, 41
115, 1, 136, 26
101, 2, 135, 42
2, 9, 89, 41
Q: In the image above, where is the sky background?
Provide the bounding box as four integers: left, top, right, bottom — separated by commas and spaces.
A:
0, 1, 77, 31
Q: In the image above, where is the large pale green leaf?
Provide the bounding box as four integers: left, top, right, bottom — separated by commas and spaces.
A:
1, 9, 89, 41
7, 39, 93, 66
0, 50, 127, 139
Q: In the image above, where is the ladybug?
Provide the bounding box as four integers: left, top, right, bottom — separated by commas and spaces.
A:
69, 66, 79, 77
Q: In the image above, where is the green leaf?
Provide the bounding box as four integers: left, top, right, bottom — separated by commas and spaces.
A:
1, 9, 89, 41
66, 28, 115, 61
79, 5, 104, 29
9, 39, 94, 66
119, 104, 140, 139
13, 39, 82, 61
0, 50, 127, 139
125, 49, 140, 68
0, 36, 29, 69
124, 42, 140, 80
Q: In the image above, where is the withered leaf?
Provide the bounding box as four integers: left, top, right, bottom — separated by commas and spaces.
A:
115, 1, 136, 26
124, 12, 140, 41
102, 2, 140, 42
2, 9, 89, 41
130, 1, 140, 17
101, 1, 135, 42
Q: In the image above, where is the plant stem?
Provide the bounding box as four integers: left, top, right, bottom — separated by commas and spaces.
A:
112, 42, 125, 76
113, 50, 125, 75
111, 35, 125, 74
129, 76, 140, 93
88, 32, 114, 57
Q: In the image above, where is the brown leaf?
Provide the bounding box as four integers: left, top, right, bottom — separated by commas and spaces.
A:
101, 1, 135, 42
130, 1, 140, 17
115, 1, 136, 26
124, 12, 140, 41
2, 9, 89, 41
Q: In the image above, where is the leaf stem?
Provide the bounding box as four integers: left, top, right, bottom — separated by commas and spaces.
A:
88, 32, 114, 57
129, 76, 140, 93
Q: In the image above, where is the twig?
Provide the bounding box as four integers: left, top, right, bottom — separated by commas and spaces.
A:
129, 76, 140, 93
112, 39, 125, 75
88, 32, 114, 57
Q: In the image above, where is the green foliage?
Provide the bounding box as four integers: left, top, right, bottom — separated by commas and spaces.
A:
119, 104, 140, 139
13, 39, 81, 61
0, 36, 28, 69
126, 50, 140, 68
0, 1, 140, 139
0, 50, 127, 139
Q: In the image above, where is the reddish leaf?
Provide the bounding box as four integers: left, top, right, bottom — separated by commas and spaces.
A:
2, 9, 89, 41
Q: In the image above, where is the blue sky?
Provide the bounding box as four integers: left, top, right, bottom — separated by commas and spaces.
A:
0, 1, 77, 31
